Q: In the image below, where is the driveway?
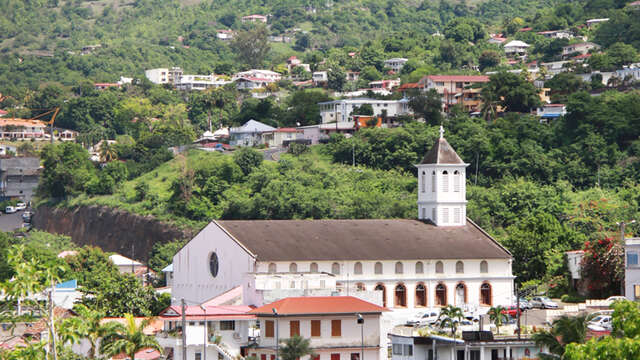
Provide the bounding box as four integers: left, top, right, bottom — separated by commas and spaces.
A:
0, 210, 27, 232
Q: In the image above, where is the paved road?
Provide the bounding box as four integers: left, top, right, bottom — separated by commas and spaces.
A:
0, 210, 27, 232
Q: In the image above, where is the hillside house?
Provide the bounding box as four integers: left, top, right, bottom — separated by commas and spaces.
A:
503, 40, 530, 58
249, 297, 388, 360
318, 98, 411, 124
418, 75, 489, 112
286, 56, 311, 73
0, 157, 40, 202
176, 75, 230, 90
625, 238, 640, 301
313, 71, 328, 85
0, 119, 47, 140
261, 128, 303, 148
229, 120, 276, 146
586, 18, 609, 28
216, 30, 235, 41
536, 104, 567, 120
241, 14, 267, 23
562, 42, 600, 58
368, 78, 401, 90
384, 58, 409, 73
536, 30, 572, 39
145, 67, 183, 85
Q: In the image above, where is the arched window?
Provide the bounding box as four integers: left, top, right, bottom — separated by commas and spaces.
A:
354, 262, 363, 275
415, 283, 427, 307
456, 261, 464, 274
374, 262, 383, 274
356, 282, 366, 291
455, 283, 467, 306
394, 284, 407, 307
331, 262, 340, 275
421, 171, 425, 193
375, 283, 387, 307
395, 262, 403, 274
268, 263, 277, 273
415, 262, 424, 274
435, 283, 447, 306
480, 260, 488, 273
431, 171, 436, 192
453, 170, 461, 192
480, 283, 492, 306
310, 262, 318, 273
435, 261, 444, 274
442, 171, 449, 192
289, 263, 297, 273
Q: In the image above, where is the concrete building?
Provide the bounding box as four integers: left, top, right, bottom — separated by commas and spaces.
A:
562, 42, 600, 58
566, 250, 584, 291
261, 128, 304, 148
503, 40, 530, 58
384, 58, 409, 73
418, 75, 489, 112
536, 104, 567, 120
229, 120, 276, 146
158, 304, 255, 360
586, 18, 609, 28
233, 70, 281, 82
624, 238, 640, 300
249, 297, 388, 360
241, 14, 267, 23
317, 98, 411, 124
176, 74, 230, 91
0, 118, 47, 140
0, 157, 40, 202
313, 71, 328, 85
145, 67, 183, 85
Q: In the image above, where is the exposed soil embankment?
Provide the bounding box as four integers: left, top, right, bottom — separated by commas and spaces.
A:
33, 205, 191, 261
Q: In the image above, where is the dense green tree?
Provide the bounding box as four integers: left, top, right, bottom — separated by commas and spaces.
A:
100, 314, 163, 360
481, 72, 541, 113
38, 142, 97, 198
478, 50, 501, 71
233, 147, 264, 176
408, 89, 443, 125
282, 89, 331, 126
607, 42, 638, 67
327, 67, 346, 91
231, 25, 271, 68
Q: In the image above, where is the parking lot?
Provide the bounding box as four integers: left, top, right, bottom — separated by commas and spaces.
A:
0, 210, 28, 232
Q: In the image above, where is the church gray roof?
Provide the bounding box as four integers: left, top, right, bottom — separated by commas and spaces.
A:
214, 219, 511, 261
420, 137, 465, 165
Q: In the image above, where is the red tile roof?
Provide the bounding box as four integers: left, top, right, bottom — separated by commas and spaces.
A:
397, 82, 421, 90
113, 348, 162, 360
427, 75, 489, 83
249, 296, 389, 316
519, 27, 532, 32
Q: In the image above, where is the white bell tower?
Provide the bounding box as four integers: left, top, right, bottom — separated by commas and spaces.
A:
416, 126, 469, 226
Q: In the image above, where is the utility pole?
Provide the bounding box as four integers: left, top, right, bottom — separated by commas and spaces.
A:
516, 283, 521, 340
49, 280, 58, 360
182, 299, 187, 360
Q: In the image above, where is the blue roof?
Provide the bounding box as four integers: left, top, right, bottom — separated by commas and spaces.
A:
55, 279, 77, 290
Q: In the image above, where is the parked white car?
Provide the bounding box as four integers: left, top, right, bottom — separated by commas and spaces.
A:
407, 310, 440, 327
530, 296, 559, 309
5, 206, 16, 214
15, 202, 26, 210
606, 296, 626, 305
588, 315, 612, 331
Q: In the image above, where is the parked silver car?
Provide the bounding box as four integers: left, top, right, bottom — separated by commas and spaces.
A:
530, 296, 559, 309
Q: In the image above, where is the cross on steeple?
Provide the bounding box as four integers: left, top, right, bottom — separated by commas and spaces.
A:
439, 125, 444, 139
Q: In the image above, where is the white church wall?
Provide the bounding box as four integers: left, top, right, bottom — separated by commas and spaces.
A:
172, 222, 256, 304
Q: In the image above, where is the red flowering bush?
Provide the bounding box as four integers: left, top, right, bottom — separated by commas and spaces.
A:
580, 237, 624, 298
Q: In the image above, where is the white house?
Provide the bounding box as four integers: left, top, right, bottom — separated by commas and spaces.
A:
384, 58, 409, 73
158, 304, 255, 360
241, 14, 267, 23
145, 67, 183, 85
249, 296, 388, 360
536, 30, 573, 39
261, 128, 304, 148
313, 71, 328, 84
562, 42, 600, 58
566, 250, 584, 291
317, 98, 411, 124
229, 120, 276, 146
536, 104, 567, 120
172, 130, 515, 313
390, 333, 544, 360
503, 40, 530, 57
233, 70, 282, 82
586, 18, 609, 28
624, 238, 640, 301
176, 75, 230, 90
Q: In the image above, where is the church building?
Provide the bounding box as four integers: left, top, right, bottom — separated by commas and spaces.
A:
171, 128, 514, 315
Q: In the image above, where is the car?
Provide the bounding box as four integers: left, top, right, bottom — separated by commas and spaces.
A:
22, 211, 33, 222
406, 311, 439, 327
588, 315, 612, 331
15, 202, 26, 210
606, 296, 626, 305
5, 206, 16, 214
517, 298, 531, 310
435, 318, 476, 333
501, 305, 521, 317
530, 296, 559, 309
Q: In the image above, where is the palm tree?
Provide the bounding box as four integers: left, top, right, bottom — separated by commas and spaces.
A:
280, 335, 315, 360
99, 141, 117, 162
437, 305, 464, 338
487, 306, 508, 335
100, 313, 163, 360
532, 314, 589, 358
59, 304, 119, 359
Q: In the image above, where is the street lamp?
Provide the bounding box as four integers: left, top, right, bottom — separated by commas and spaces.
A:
200, 305, 207, 360
356, 314, 364, 360
273, 308, 279, 360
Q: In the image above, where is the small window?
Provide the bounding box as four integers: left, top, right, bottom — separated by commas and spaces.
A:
209, 252, 219, 278
265, 320, 274, 337
435, 261, 444, 274
395, 262, 403, 274
331, 320, 341, 336
415, 261, 424, 274
421, 171, 426, 193
453, 170, 461, 192
220, 321, 235, 331
289, 263, 297, 273
415, 283, 427, 307
354, 262, 363, 275
628, 253, 639, 266
195, 353, 202, 360
289, 320, 300, 337
395, 284, 407, 307
456, 261, 464, 274
374, 262, 383, 274
311, 320, 321, 337
432, 208, 436, 222
403, 345, 413, 356
635, 285, 640, 300
332, 262, 340, 275
268, 263, 276, 273
310, 262, 318, 273
481, 283, 492, 305
442, 171, 449, 192
431, 171, 436, 192
480, 260, 488, 273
